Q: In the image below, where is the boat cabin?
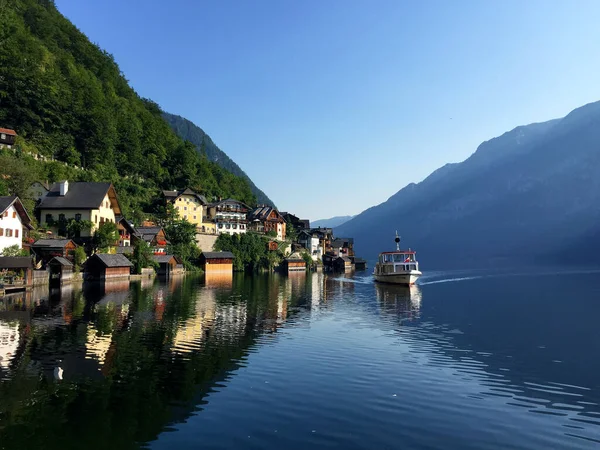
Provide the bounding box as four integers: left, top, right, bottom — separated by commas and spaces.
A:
378, 251, 418, 272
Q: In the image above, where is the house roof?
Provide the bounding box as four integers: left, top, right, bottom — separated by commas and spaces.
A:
39, 182, 121, 214
117, 217, 136, 234
163, 188, 207, 205
209, 198, 249, 209
0, 257, 33, 269
0, 196, 33, 229
286, 252, 305, 262
153, 254, 176, 264
248, 206, 284, 223
0, 128, 16, 136
48, 256, 73, 267
135, 227, 167, 244
201, 251, 234, 259
32, 181, 50, 191
115, 246, 133, 255
87, 253, 133, 268
335, 256, 352, 262
32, 238, 75, 248
135, 226, 162, 235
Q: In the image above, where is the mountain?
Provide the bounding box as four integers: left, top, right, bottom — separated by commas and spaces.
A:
0, 0, 256, 218
163, 113, 274, 207
312, 216, 354, 229
336, 101, 600, 268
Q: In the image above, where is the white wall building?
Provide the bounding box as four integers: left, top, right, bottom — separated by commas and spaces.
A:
0, 196, 33, 254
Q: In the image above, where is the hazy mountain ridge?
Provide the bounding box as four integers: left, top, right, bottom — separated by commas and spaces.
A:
311, 216, 354, 229
163, 113, 275, 206
337, 101, 600, 268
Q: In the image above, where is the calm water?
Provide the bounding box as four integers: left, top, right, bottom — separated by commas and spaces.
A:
1, 269, 600, 449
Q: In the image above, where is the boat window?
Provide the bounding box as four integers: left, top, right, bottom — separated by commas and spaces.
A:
393, 254, 402, 262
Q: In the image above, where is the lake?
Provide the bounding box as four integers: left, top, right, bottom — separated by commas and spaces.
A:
0, 269, 599, 449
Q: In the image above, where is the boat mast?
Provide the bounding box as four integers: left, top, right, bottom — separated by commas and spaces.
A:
395, 231, 400, 251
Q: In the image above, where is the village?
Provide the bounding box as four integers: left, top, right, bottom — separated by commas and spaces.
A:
0, 127, 366, 293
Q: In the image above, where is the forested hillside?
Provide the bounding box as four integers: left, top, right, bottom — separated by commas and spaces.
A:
163, 113, 275, 206
0, 0, 256, 217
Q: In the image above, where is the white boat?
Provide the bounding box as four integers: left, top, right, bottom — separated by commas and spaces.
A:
374, 232, 422, 285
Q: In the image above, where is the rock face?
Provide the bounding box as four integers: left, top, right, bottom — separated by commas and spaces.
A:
336, 101, 600, 269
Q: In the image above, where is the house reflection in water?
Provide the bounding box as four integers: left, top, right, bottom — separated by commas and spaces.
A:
203, 271, 233, 287
171, 288, 217, 355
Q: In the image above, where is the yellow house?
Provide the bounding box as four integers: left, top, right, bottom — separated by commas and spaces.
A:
38, 181, 121, 238
163, 188, 216, 234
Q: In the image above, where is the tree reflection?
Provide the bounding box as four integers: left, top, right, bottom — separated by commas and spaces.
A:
0, 273, 315, 448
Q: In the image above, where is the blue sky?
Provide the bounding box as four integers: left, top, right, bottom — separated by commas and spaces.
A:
56, 0, 600, 221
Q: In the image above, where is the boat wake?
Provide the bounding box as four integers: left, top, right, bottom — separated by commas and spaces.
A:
418, 276, 482, 286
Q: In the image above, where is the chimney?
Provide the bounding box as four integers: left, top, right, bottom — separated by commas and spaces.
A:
59, 180, 69, 196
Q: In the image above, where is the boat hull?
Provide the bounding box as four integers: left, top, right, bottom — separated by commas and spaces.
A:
374, 271, 421, 286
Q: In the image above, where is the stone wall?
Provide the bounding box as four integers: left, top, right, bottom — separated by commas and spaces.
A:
195, 233, 218, 252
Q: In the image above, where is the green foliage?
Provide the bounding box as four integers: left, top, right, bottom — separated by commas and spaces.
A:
92, 222, 118, 253
70, 246, 87, 273
163, 217, 200, 268
214, 233, 283, 272
285, 221, 298, 242
130, 240, 156, 274
163, 113, 274, 207
0, 245, 28, 257
266, 230, 277, 238
0, 0, 257, 218
66, 218, 93, 238
301, 251, 313, 268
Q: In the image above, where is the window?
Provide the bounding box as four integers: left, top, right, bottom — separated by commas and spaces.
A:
226, 224, 231, 229
38, 191, 42, 196
184, 215, 187, 219
12, 211, 16, 218
6, 229, 12, 237
59, 214, 65, 222
0, 228, 3, 236
240, 225, 245, 230
0, 133, 5, 139
232, 224, 237, 230
184, 207, 187, 211
15, 229, 18, 238
3, 211, 7, 217
218, 223, 223, 229
176, 206, 180, 210
94, 215, 98, 223
75, 213, 81, 221
46, 214, 53, 224
193, 216, 197, 220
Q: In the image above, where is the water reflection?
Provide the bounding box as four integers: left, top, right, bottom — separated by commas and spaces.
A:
0, 272, 598, 449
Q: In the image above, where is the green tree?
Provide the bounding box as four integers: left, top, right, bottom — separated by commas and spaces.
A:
164, 217, 199, 268
70, 246, 87, 273
92, 222, 118, 253
130, 240, 156, 274
286, 221, 298, 242
66, 218, 93, 238
1, 245, 28, 257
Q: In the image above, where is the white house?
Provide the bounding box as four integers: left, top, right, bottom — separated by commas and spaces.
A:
297, 230, 323, 261
0, 196, 33, 254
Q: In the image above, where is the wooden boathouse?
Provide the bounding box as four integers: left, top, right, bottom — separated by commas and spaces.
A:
284, 252, 306, 273
83, 253, 133, 280
48, 257, 74, 285
199, 252, 234, 274
0, 257, 34, 293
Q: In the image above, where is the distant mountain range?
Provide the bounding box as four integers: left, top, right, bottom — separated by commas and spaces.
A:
163, 113, 275, 207
336, 101, 600, 268
311, 215, 354, 229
